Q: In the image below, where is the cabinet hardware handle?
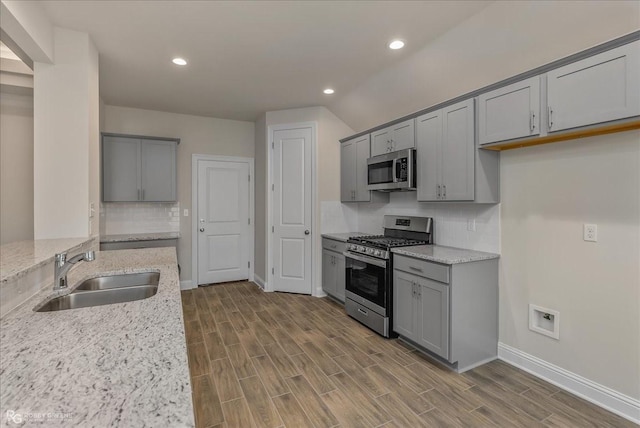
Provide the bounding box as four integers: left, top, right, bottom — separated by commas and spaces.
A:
409, 266, 423, 273
442, 184, 446, 199
437, 184, 441, 199
548, 106, 553, 130
411, 282, 415, 297
357, 308, 368, 316
530, 110, 536, 132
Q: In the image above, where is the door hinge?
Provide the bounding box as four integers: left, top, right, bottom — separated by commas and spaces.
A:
248, 261, 250, 268
248, 174, 251, 182
272, 184, 274, 191
272, 267, 274, 275
272, 142, 274, 149
272, 226, 274, 233
248, 218, 250, 225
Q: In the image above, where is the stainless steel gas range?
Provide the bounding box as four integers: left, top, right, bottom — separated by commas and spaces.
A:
344, 215, 433, 337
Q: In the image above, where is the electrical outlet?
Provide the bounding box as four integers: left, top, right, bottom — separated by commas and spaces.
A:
583, 223, 597, 242
183, 209, 189, 217
467, 219, 476, 232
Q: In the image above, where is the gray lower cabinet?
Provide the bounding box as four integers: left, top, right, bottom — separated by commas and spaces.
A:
322, 238, 346, 302
102, 133, 178, 202
393, 254, 498, 372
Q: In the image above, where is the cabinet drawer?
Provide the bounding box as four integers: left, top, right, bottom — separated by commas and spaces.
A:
394, 255, 449, 284
322, 238, 346, 253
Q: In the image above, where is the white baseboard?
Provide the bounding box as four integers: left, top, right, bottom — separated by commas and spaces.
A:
253, 274, 266, 290
498, 342, 640, 424
180, 280, 195, 290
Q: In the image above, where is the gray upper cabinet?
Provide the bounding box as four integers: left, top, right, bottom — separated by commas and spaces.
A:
416, 99, 475, 201
102, 134, 178, 202
103, 136, 140, 202
478, 76, 541, 145
340, 134, 371, 202
370, 119, 415, 156
547, 40, 640, 133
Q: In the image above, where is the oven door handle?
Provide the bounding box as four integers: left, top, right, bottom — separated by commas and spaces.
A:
344, 251, 387, 268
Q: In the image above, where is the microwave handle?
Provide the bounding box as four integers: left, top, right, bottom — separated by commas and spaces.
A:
392, 159, 397, 182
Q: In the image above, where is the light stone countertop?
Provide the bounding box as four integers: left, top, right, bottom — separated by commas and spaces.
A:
392, 245, 500, 265
100, 231, 181, 243
0, 237, 95, 284
0, 247, 194, 427
321, 232, 370, 242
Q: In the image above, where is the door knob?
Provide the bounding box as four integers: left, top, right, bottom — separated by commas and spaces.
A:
304, 230, 310, 235
199, 228, 205, 232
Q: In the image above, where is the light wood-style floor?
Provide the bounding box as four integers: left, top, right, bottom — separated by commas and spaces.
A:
181, 281, 633, 428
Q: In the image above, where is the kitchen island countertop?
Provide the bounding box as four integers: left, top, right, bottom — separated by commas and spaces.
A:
0, 247, 194, 427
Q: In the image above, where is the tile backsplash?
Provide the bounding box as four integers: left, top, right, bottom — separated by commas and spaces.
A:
101, 202, 180, 235
321, 192, 500, 253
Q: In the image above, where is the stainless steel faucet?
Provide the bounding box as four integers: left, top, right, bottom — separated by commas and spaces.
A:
54, 251, 96, 290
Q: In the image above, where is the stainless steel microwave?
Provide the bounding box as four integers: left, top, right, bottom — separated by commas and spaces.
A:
367, 148, 416, 191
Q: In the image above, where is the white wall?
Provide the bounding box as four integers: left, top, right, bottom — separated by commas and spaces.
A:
33, 27, 99, 239
0, 91, 33, 244
103, 105, 255, 283
330, 1, 640, 132
253, 106, 354, 292
501, 132, 640, 399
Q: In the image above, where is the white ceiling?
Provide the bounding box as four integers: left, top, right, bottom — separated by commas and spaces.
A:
39, 1, 491, 122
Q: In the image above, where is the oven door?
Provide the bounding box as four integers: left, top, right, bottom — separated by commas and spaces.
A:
344, 252, 389, 315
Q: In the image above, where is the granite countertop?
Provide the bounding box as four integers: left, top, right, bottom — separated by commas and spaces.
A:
392, 245, 500, 265
100, 232, 181, 243
0, 247, 194, 427
0, 237, 95, 284
321, 232, 369, 242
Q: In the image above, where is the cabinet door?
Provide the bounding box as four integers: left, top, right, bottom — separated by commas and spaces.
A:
334, 253, 346, 303
340, 141, 356, 202
416, 277, 450, 360
392, 270, 418, 341
390, 119, 415, 151
478, 76, 541, 145
322, 249, 336, 296
354, 135, 371, 201
370, 127, 392, 157
441, 99, 475, 201
547, 41, 640, 132
140, 139, 177, 201
102, 136, 140, 202
416, 111, 442, 201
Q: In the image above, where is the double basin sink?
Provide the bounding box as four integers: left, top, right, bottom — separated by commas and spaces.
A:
36, 272, 159, 312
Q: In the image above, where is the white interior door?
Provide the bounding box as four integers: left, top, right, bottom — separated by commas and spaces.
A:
272, 126, 312, 294
197, 159, 250, 285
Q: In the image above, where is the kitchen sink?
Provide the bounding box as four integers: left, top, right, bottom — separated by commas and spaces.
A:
35, 272, 159, 312
74, 272, 160, 291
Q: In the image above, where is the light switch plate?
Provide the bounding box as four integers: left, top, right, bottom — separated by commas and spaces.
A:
183, 209, 189, 217
467, 219, 476, 232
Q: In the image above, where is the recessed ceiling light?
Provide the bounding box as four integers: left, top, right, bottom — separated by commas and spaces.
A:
388, 40, 405, 50
172, 57, 187, 66
323, 88, 335, 95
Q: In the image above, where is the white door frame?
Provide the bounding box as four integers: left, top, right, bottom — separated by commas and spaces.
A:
191, 154, 255, 288
267, 122, 318, 294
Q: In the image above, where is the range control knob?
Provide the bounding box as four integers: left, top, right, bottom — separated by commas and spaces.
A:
374, 250, 382, 257
358, 246, 365, 252
366, 248, 373, 254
